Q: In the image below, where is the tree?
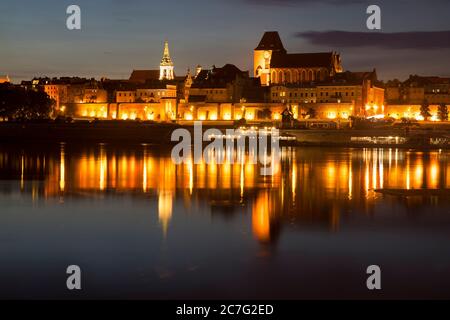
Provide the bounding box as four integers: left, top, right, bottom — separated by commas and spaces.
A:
258, 108, 272, 120
437, 103, 448, 121
420, 100, 431, 121
0, 84, 53, 120
304, 107, 316, 119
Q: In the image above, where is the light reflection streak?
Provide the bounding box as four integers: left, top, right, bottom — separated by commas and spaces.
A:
0, 145, 447, 244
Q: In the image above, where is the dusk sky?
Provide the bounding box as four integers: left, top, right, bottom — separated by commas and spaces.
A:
1, 0, 450, 82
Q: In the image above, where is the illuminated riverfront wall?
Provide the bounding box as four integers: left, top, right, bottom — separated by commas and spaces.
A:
385, 104, 443, 121
367, 87, 385, 113
66, 99, 176, 121
178, 103, 285, 121
298, 102, 354, 119
116, 102, 172, 121
66, 103, 110, 119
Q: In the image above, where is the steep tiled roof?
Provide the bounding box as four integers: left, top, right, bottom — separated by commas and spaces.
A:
129, 70, 160, 83
270, 52, 334, 69
255, 32, 286, 52
192, 64, 248, 88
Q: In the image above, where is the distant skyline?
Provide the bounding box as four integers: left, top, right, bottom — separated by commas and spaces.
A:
1, 0, 450, 82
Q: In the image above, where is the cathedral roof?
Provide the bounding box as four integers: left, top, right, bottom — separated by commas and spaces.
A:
255, 32, 286, 52
270, 52, 335, 69
129, 70, 160, 83
324, 70, 378, 86
192, 64, 248, 88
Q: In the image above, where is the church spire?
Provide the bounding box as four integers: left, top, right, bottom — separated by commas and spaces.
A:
160, 41, 174, 80
160, 41, 173, 66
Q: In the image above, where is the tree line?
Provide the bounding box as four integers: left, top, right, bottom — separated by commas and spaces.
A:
0, 84, 53, 121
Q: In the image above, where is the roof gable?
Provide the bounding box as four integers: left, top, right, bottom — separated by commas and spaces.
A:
129, 70, 160, 83
255, 31, 286, 52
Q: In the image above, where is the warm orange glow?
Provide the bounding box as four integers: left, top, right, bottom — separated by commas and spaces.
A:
158, 191, 173, 237
59, 147, 65, 192
252, 191, 271, 242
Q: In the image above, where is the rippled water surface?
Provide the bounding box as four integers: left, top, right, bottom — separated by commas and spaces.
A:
0, 143, 449, 299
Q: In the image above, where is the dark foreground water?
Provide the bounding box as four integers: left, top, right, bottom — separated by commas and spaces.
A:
0, 143, 449, 299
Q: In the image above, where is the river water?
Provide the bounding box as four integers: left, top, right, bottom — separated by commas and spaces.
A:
0, 143, 449, 299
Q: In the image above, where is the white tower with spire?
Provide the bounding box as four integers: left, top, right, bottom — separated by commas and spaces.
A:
159, 41, 174, 80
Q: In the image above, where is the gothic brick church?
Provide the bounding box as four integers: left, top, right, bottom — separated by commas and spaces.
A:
254, 31, 343, 86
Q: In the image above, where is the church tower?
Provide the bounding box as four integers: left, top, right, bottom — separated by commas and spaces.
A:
160, 41, 174, 81
254, 31, 286, 86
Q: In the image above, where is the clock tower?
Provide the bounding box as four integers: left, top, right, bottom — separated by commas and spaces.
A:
254, 31, 286, 86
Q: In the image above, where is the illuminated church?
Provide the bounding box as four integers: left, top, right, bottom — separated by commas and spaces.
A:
129, 41, 175, 83
159, 41, 174, 80
254, 31, 343, 86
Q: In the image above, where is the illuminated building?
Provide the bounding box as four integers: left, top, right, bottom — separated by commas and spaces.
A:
386, 75, 450, 105
254, 31, 343, 86
270, 70, 385, 118
159, 41, 175, 81
188, 64, 262, 103
384, 104, 441, 121
82, 88, 108, 103
44, 84, 68, 112
116, 85, 177, 103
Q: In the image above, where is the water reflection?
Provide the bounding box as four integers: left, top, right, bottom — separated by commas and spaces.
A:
0, 144, 449, 244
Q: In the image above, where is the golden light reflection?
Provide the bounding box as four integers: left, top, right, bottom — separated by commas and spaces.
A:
252, 191, 271, 243
292, 161, 297, 199
3, 145, 449, 245
348, 161, 352, 200
158, 191, 173, 237
20, 155, 24, 191
59, 145, 65, 192
99, 145, 106, 191
406, 153, 411, 190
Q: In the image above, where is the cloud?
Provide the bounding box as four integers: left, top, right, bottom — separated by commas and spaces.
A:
243, 0, 450, 6
296, 30, 450, 49
244, 0, 364, 5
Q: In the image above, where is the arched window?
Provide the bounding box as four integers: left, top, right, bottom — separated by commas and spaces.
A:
316, 70, 321, 81
294, 70, 299, 83
271, 71, 277, 84
256, 66, 262, 77
309, 70, 314, 81
301, 70, 307, 82
279, 71, 284, 83
285, 71, 291, 83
